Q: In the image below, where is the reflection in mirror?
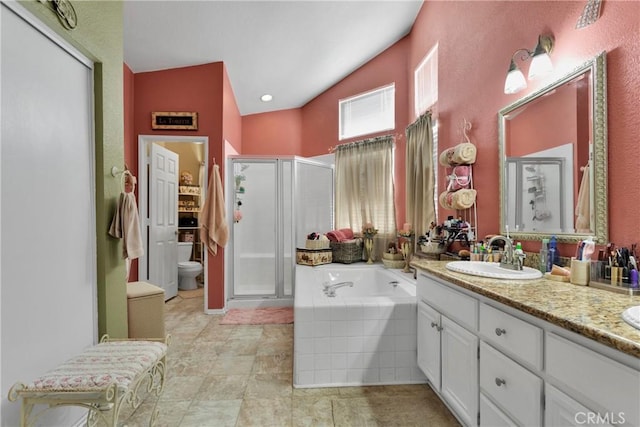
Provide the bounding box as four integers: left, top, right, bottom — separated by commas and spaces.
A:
499, 51, 607, 243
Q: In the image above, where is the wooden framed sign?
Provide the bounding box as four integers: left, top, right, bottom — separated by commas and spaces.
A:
151, 112, 198, 130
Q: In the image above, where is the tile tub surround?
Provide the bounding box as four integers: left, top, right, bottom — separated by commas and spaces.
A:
411, 259, 640, 358
294, 264, 426, 387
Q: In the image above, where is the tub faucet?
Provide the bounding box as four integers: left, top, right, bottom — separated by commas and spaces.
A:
323, 281, 354, 297
487, 235, 524, 271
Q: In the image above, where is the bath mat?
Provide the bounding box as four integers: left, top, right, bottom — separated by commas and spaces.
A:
220, 307, 293, 325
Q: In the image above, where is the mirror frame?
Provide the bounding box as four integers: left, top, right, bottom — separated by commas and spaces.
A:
498, 51, 608, 244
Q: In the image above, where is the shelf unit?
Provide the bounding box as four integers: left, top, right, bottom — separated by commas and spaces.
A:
178, 185, 203, 264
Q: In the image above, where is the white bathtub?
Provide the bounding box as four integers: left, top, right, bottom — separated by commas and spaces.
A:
294, 264, 426, 388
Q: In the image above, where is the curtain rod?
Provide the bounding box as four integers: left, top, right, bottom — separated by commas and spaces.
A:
330, 133, 398, 153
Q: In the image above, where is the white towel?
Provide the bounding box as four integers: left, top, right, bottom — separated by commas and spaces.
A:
200, 164, 229, 255
575, 164, 590, 233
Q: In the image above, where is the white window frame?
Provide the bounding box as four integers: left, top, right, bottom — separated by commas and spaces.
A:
339, 83, 395, 140
414, 43, 438, 118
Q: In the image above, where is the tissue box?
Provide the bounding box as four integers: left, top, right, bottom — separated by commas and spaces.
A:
296, 248, 332, 266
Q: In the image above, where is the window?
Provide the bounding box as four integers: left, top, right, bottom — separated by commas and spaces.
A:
415, 43, 438, 118
339, 83, 395, 140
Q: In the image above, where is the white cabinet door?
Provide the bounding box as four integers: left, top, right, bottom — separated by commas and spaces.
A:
417, 300, 441, 390
442, 316, 479, 427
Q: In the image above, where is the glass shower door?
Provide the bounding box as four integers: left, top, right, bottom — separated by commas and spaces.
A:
232, 160, 278, 296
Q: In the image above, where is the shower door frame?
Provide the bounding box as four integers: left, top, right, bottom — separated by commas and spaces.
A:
226, 157, 293, 305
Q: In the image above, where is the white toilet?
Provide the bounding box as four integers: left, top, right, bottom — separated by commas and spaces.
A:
178, 242, 203, 290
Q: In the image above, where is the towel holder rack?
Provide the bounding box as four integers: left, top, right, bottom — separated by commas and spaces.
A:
111, 166, 127, 177
111, 166, 136, 193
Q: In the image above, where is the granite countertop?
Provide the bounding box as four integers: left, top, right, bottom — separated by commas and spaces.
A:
410, 259, 640, 359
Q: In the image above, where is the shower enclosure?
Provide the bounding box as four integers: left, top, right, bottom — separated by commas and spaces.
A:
226, 156, 333, 307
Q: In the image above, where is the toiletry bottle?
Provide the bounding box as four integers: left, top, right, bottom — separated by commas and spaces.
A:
547, 238, 557, 272
515, 242, 524, 256
539, 238, 549, 273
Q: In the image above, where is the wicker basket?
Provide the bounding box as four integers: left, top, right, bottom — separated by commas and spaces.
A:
305, 239, 330, 250
330, 239, 363, 264
382, 253, 405, 269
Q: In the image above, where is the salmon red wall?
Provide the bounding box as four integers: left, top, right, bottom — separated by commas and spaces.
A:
123, 63, 138, 281
407, 0, 640, 253
132, 62, 228, 309
242, 109, 302, 155
301, 37, 411, 222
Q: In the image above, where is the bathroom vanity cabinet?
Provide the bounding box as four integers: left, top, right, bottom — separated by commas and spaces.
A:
417, 274, 478, 426
415, 269, 640, 427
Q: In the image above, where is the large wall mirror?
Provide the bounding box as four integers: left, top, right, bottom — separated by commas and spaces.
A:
498, 51, 607, 243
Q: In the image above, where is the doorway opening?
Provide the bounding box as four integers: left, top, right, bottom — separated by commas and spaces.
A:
138, 135, 209, 302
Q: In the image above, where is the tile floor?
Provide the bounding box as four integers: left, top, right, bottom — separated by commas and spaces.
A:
122, 292, 460, 426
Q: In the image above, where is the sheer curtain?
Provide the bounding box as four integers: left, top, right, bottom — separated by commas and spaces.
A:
406, 112, 436, 247
335, 135, 397, 259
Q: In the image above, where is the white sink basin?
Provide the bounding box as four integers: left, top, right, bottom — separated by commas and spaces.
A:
622, 306, 640, 330
446, 261, 543, 280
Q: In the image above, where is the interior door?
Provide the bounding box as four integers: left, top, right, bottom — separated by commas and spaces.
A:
149, 143, 179, 300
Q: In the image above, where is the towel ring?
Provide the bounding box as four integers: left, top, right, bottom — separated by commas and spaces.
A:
111, 166, 136, 193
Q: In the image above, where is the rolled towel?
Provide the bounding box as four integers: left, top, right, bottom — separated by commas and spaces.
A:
446, 165, 471, 191
327, 230, 347, 242
439, 143, 477, 166
439, 189, 477, 210
339, 228, 354, 240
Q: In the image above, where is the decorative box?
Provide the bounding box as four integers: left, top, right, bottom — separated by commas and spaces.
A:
296, 248, 332, 266
330, 239, 363, 264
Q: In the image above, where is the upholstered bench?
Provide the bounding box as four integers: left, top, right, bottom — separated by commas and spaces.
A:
8, 335, 170, 427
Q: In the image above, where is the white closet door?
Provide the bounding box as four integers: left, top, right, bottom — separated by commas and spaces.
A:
1, 3, 95, 426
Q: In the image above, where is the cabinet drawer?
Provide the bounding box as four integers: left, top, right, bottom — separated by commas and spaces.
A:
480, 393, 517, 427
417, 273, 478, 330
546, 333, 640, 427
479, 303, 542, 369
545, 384, 614, 427
480, 342, 542, 426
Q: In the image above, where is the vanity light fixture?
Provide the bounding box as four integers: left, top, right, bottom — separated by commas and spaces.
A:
503, 34, 555, 94
260, 94, 273, 102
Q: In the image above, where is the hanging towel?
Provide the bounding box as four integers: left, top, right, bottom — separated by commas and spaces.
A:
200, 164, 229, 255
575, 164, 591, 233
109, 173, 144, 281
109, 192, 144, 260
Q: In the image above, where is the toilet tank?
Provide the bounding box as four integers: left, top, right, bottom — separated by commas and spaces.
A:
178, 242, 193, 262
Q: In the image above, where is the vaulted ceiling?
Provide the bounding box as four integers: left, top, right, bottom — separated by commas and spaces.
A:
123, 1, 423, 116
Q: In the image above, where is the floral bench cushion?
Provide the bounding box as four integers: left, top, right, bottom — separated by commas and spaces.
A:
25, 340, 167, 393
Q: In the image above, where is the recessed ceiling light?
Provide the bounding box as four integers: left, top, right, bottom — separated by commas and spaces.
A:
260, 94, 273, 102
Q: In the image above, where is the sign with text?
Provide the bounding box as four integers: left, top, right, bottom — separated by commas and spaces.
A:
151, 112, 198, 130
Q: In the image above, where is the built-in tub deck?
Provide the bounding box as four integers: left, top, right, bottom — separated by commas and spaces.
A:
294, 264, 425, 388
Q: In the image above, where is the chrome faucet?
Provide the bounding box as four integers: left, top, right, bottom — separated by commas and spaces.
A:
323, 281, 354, 297
487, 235, 524, 271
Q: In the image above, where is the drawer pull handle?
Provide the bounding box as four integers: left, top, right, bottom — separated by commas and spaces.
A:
430, 322, 443, 332
495, 378, 506, 387
495, 328, 506, 336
